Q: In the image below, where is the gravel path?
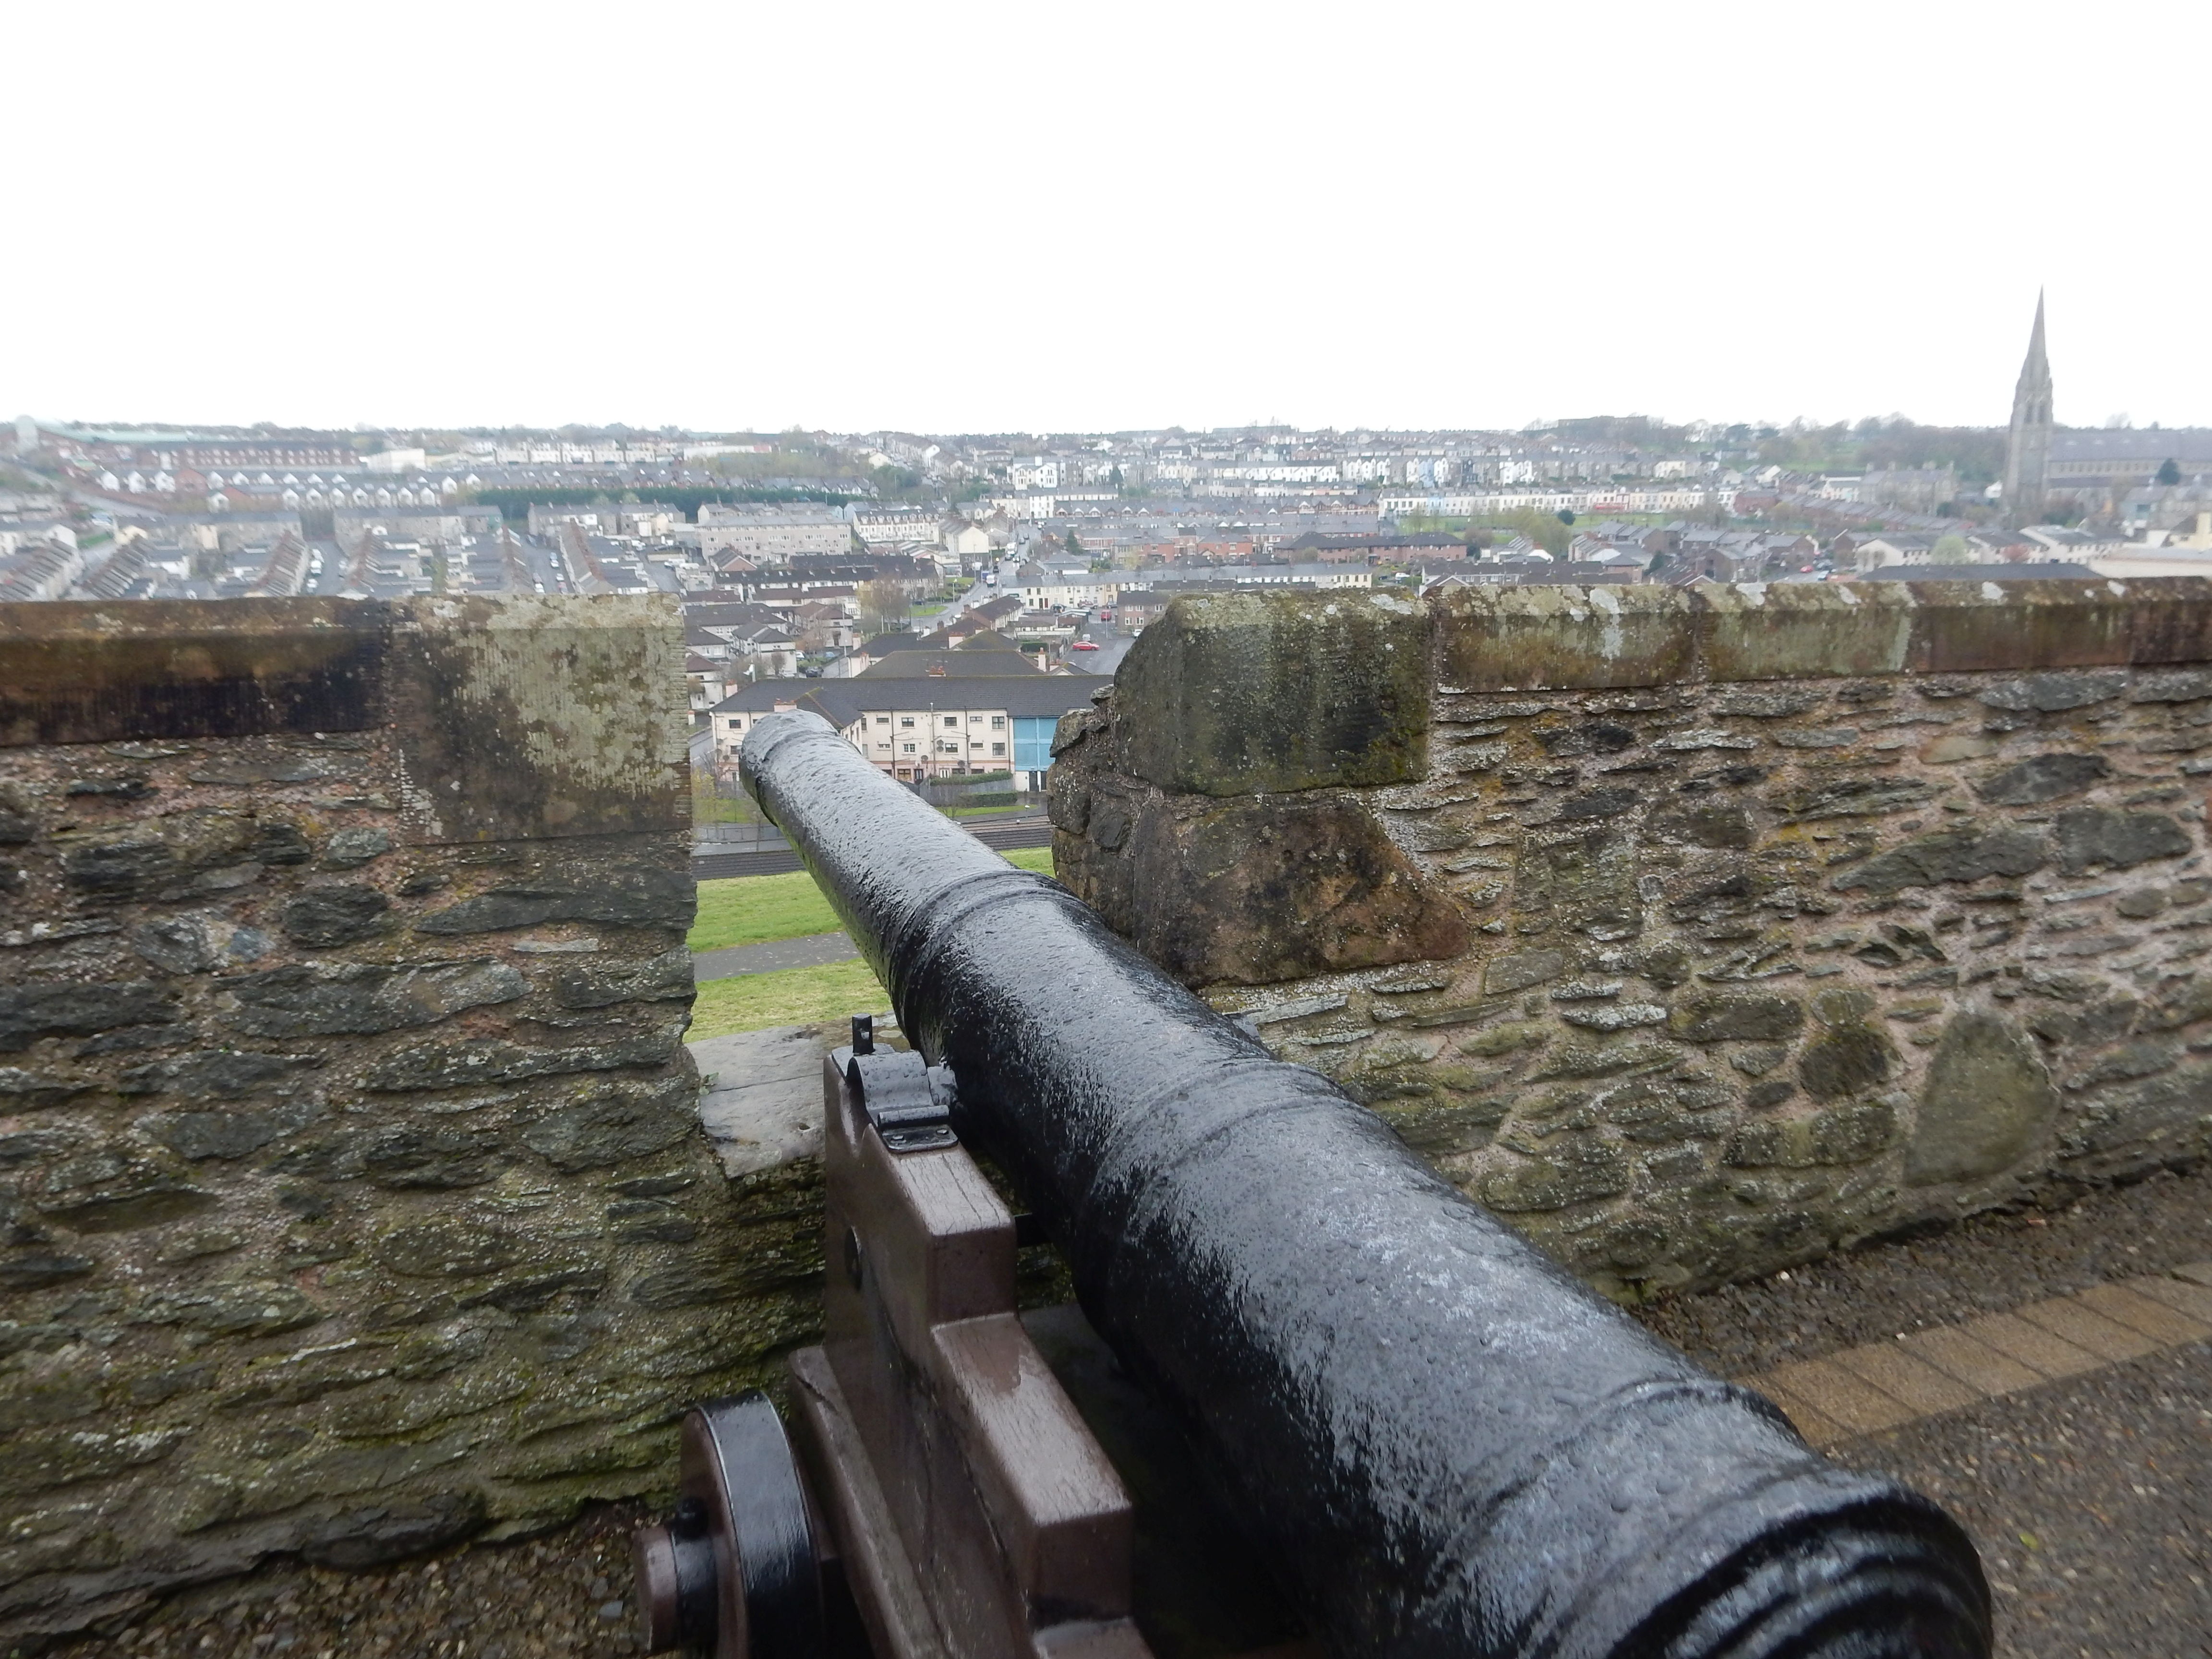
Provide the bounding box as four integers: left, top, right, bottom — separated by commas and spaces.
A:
692, 930, 857, 980
1834, 1344, 2212, 1658
1634, 1162, 2212, 1658
53, 1503, 651, 1659
1634, 1162, 2212, 1378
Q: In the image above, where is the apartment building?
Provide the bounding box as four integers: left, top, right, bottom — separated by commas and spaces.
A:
696, 505, 852, 566
709, 664, 1106, 788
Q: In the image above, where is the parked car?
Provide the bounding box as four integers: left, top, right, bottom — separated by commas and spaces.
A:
1072, 639, 1100, 651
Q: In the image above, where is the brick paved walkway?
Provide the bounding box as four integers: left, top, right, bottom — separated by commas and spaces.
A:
1746, 1263, 2212, 1445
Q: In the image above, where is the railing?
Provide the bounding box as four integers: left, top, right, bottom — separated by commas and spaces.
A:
736, 708, 1992, 1659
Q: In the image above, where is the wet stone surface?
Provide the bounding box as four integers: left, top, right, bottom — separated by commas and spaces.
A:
0, 601, 814, 1652
1055, 591, 2212, 1300
43, 1501, 653, 1659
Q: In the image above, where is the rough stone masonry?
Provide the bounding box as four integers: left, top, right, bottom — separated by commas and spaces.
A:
0, 597, 818, 1648
1051, 580, 2212, 1301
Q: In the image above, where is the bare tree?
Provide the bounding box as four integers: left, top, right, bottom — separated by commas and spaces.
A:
859, 578, 911, 634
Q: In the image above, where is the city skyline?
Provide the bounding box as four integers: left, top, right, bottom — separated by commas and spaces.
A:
8, 2, 2210, 434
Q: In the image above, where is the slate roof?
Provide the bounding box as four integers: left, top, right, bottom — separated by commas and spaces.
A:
1856, 564, 2098, 582
711, 674, 1108, 722
858, 646, 1042, 678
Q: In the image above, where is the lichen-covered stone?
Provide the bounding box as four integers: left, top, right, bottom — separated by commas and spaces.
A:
1435, 583, 1695, 691
144, 1106, 304, 1161
359, 1024, 683, 1092
1482, 949, 1567, 995
320, 826, 393, 869
552, 947, 695, 1009
520, 1078, 699, 1172
219, 961, 527, 1037
414, 863, 696, 934
1769, 774, 1939, 821
280, 884, 392, 948
1976, 671, 2127, 712
1725, 1098, 1899, 1168
1669, 993, 1803, 1044
1479, 1136, 1634, 1211
2050, 807, 2192, 873
1904, 1011, 2058, 1186
1974, 752, 2110, 805
1038, 583, 2212, 1309
1831, 825, 2047, 895
0, 982, 177, 1052
1088, 791, 1466, 986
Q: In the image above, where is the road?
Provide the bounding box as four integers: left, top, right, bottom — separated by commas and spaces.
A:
1066, 612, 1134, 674
693, 808, 1053, 880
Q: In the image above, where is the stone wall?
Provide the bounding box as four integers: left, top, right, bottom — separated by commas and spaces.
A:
1051, 582, 2212, 1300
0, 598, 818, 1647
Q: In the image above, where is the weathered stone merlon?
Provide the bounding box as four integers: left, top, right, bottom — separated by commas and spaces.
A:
1057, 581, 2212, 1300
0, 596, 760, 1650
1437, 577, 2212, 693
1109, 588, 1432, 794
0, 595, 691, 843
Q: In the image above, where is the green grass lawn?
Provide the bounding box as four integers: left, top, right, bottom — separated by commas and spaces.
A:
686, 846, 1058, 1037
688, 845, 1057, 952
689, 959, 891, 1040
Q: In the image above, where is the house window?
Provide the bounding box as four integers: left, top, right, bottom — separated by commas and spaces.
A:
970, 714, 983, 724
876, 716, 890, 726
727, 719, 742, 730
990, 715, 1005, 729
902, 743, 915, 754
943, 715, 958, 728
991, 742, 1006, 756
900, 716, 914, 728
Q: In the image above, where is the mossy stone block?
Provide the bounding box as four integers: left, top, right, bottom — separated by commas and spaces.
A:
1698, 583, 1914, 682
1115, 591, 1431, 795
1434, 583, 1693, 692
1905, 1010, 2057, 1187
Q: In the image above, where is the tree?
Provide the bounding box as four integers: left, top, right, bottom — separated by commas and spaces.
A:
1496, 506, 1572, 556
2158, 458, 2183, 486
858, 578, 910, 634
1065, 531, 1084, 556
1931, 533, 1970, 563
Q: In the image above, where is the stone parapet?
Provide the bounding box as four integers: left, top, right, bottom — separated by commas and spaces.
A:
1053, 582, 2212, 1298
0, 598, 813, 1646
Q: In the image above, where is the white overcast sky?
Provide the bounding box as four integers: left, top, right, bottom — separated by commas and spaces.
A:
7, 0, 2208, 436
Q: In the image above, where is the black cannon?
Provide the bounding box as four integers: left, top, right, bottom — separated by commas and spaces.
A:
637, 708, 1990, 1659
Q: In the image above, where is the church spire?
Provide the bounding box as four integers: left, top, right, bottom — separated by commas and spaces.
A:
2023, 290, 2049, 396
2002, 291, 2054, 527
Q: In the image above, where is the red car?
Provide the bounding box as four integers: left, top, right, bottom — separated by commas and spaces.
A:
1071, 639, 1100, 650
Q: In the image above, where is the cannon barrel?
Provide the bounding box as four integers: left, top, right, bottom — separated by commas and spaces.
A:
741, 710, 1990, 1659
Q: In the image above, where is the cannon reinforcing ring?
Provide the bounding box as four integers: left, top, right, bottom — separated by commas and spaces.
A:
635, 1393, 823, 1659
